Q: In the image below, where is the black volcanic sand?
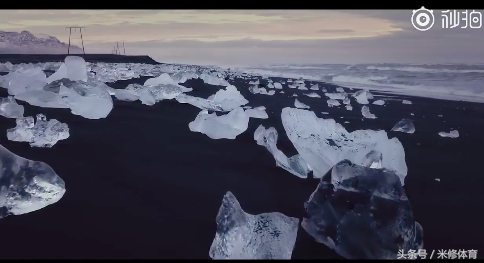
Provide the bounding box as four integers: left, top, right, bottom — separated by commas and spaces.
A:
0, 54, 159, 64
0, 70, 483, 259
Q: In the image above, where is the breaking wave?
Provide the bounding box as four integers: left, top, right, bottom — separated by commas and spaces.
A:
367, 66, 484, 74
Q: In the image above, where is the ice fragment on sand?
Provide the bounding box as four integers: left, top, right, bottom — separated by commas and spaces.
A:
343, 98, 351, 105
391, 119, 415, 134
59, 81, 113, 119
438, 130, 459, 138
14, 90, 69, 109
295, 99, 310, 109
171, 71, 198, 84
209, 191, 299, 259
0, 144, 66, 218
346, 105, 353, 111
211, 85, 249, 111
321, 112, 329, 115
336, 87, 345, 92
402, 100, 412, 105
175, 94, 223, 112
325, 93, 347, 100
362, 150, 383, 168
361, 106, 376, 119
310, 84, 319, 91
353, 90, 373, 105
114, 89, 139, 102
200, 73, 230, 86
254, 125, 311, 178
301, 160, 423, 259
144, 73, 177, 86
7, 114, 69, 148
139, 90, 156, 106
0, 97, 24, 118
327, 99, 341, 107
245, 108, 268, 119
373, 100, 385, 106
281, 108, 407, 183
7, 67, 47, 96
304, 92, 321, 98
273, 82, 283, 89
189, 107, 249, 139
65, 56, 88, 82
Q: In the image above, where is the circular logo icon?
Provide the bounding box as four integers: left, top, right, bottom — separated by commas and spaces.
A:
411, 6, 435, 31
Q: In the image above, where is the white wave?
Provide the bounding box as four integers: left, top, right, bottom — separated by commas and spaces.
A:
233, 68, 322, 81
367, 66, 484, 74
332, 75, 387, 85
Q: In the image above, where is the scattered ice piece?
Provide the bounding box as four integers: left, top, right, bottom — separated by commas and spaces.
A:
344, 121, 349, 123
280, 91, 285, 94
298, 85, 308, 90
346, 105, 353, 111
211, 85, 249, 111
139, 90, 156, 106
200, 73, 230, 86
361, 106, 376, 119
0, 143, 66, 218
438, 130, 459, 138
176, 94, 223, 111
410, 113, 414, 116
209, 191, 299, 259
245, 108, 268, 119
254, 106, 266, 110
267, 83, 274, 89
321, 112, 329, 115
144, 73, 177, 86
301, 160, 423, 259
114, 89, 139, 102
325, 93, 347, 100
435, 178, 440, 182
391, 119, 415, 134
402, 100, 412, 104
322, 88, 327, 92
281, 108, 407, 183
7, 114, 69, 148
292, 93, 298, 97
249, 80, 260, 85
310, 84, 319, 91
352, 90, 372, 104
254, 125, 311, 178
336, 87, 344, 92
295, 99, 310, 109
343, 98, 350, 105
373, 99, 385, 106
0, 97, 24, 118
171, 71, 198, 84
362, 150, 382, 168
304, 92, 321, 98
14, 90, 69, 109
273, 82, 283, 89
438, 115, 443, 117
327, 99, 341, 107
65, 56, 88, 82
189, 107, 249, 139
59, 82, 113, 119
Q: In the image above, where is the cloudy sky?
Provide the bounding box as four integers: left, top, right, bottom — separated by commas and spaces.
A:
1, 10, 483, 66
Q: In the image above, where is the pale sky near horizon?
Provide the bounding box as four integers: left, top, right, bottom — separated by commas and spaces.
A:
1, 10, 483, 66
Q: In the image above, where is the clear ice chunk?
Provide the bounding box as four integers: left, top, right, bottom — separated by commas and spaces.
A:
325, 93, 347, 100
273, 82, 283, 89
0, 143, 65, 218
65, 56, 88, 82
0, 96, 24, 118
327, 99, 341, 107
7, 67, 47, 96
361, 106, 376, 119
245, 108, 268, 119
200, 73, 230, 86
402, 100, 412, 105
189, 107, 249, 139
46, 63, 67, 84
14, 90, 69, 109
373, 100, 385, 106
175, 94, 223, 112
438, 130, 459, 138
353, 90, 372, 105
211, 85, 249, 111
310, 84, 319, 91
7, 114, 70, 148
295, 99, 310, 109
391, 119, 415, 134
304, 92, 321, 98
209, 191, 299, 259
281, 108, 407, 184
59, 81, 113, 119
254, 124, 311, 178
114, 89, 139, 102
346, 105, 353, 111
301, 160, 423, 259
362, 150, 383, 168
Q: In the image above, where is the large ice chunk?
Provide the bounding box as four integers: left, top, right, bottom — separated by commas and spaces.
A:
254, 125, 311, 178
211, 85, 249, 111
0, 96, 24, 118
59, 81, 113, 119
14, 90, 69, 109
46, 63, 67, 84
273, 82, 283, 89
245, 107, 268, 119
281, 108, 407, 184
189, 107, 249, 139
200, 73, 230, 86
391, 119, 415, 134
175, 94, 223, 111
327, 99, 341, 107
301, 160, 423, 259
295, 99, 310, 109
353, 90, 373, 105
7, 114, 69, 148
65, 56, 88, 82
438, 130, 459, 138
0, 143, 65, 218
7, 67, 47, 96
209, 191, 299, 259
361, 106, 377, 119
171, 71, 198, 84
114, 89, 139, 102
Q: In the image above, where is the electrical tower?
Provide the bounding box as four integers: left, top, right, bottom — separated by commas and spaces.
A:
66, 27, 86, 55
112, 41, 127, 55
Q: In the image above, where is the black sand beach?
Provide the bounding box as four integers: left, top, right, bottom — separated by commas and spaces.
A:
0, 56, 483, 259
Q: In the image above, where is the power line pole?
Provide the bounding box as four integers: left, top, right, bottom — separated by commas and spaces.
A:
116, 41, 120, 55
66, 27, 86, 55
122, 41, 126, 55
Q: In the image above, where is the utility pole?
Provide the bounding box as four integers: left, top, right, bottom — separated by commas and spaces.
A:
116, 41, 120, 55
122, 41, 126, 55
65, 27, 86, 55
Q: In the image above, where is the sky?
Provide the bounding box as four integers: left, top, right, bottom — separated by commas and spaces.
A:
0, 10, 483, 66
